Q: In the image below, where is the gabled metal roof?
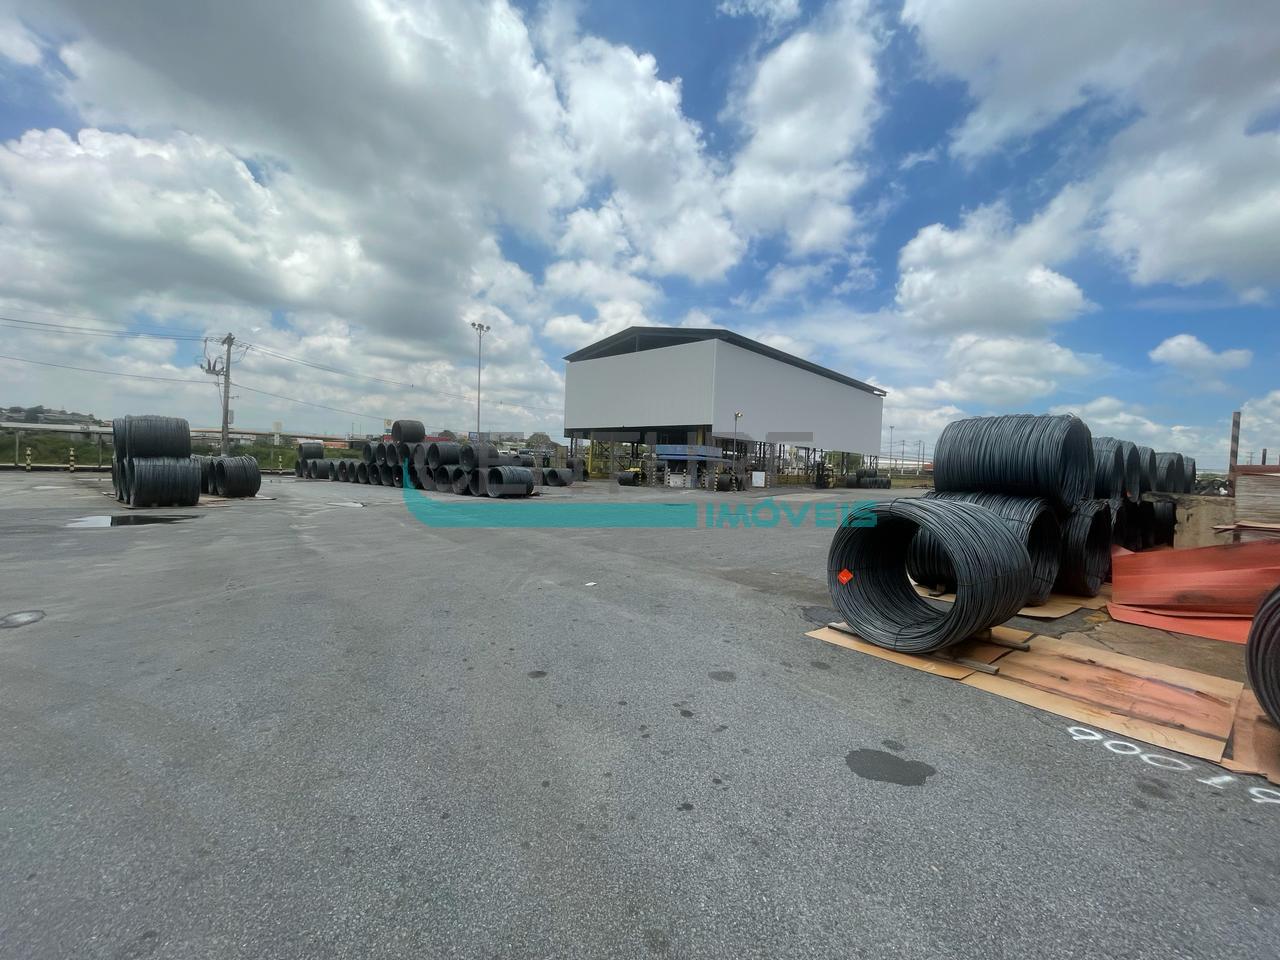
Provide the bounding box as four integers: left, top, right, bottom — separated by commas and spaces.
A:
563, 326, 886, 397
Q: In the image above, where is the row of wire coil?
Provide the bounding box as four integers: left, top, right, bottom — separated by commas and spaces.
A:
111, 416, 260, 507
829, 413, 1198, 654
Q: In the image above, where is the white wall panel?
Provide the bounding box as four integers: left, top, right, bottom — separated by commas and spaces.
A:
564, 339, 716, 431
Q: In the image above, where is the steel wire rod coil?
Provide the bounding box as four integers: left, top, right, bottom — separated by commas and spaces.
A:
544, 467, 574, 486
1091, 437, 1126, 501
1135, 445, 1157, 493
337, 460, 350, 482
129, 456, 201, 507
827, 498, 1032, 653
427, 442, 461, 469
296, 441, 324, 461
1115, 440, 1142, 503
1054, 499, 1111, 597
452, 468, 474, 495
433, 465, 456, 489
385, 442, 401, 467
391, 420, 425, 444
909, 492, 1061, 606
460, 442, 499, 471
1154, 452, 1187, 493
368, 462, 383, 485
933, 414, 1093, 510
117, 415, 192, 459
356, 462, 370, 483
213, 456, 262, 498
294, 459, 304, 477
1185, 457, 1197, 491
326, 461, 339, 480
361, 441, 375, 464
468, 468, 487, 497
1247, 586, 1280, 727
1152, 500, 1177, 545
486, 466, 535, 497
192, 455, 215, 494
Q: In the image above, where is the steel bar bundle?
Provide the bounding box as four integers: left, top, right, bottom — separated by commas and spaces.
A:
910, 492, 1061, 606
486, 465, 535, 497
213, 456, 262, 498
128, 457, 201, 507
391, 419, 425, 444
1135, 445, 1157, 494
933, 414, 1094, 510
1246, 586, 1280, 727
296, 441, 324, 461
827, 498, 1032, 653
1055, 499, 1111, 597
1091, 437, 1126, 501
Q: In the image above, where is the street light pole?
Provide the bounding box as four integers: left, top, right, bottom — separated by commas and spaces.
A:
469, 321, 490, 437
888, 425, 894, 472
733, 411, 742, 462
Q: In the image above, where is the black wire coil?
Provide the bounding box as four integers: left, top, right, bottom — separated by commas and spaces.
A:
910, 491, 1061, 606
385, 442, 400, 467
213, 456, 262, 498
297, 441, 324, 461
356, 462, 370, 483
460, 442, 499, 471
1091, 437, 1126, 501
544, 467, 575, 486
128, 457, 201, 507
468, 468, 487, 497
1185, 457, 1197, 490
933, 414, 1094, 510
487, 466, 535, 497
192, 455, 215, 494
1115, 440, 1142, 503
827, 498, 1032, 653
115, 415, 191, 460
391, 420, 425, 444
1247, 586, 1280, 728
452, 468, 474, 495
361, 441, 375, 464
1153, 453, 1187, 493
1152, 500, 1177, 545
1055, 499, 1111, 597
428, 442, 462, 469
1135, 445, 1157, 493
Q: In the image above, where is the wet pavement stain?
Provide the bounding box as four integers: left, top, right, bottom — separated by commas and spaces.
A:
527, 670, 548, 679
708, 670, 736, 682
809, 660, 831, 670
65, 515, 195, 528
0, 610, 45, 629
676, 802, 694, 812
801, 605, 841, 625
881, 739, 904, 752
845, 749, 936, 786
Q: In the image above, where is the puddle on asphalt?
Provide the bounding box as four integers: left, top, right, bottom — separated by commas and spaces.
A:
65, 515, 196, 528
1, 610, 45, 628
845, 748, 936, 786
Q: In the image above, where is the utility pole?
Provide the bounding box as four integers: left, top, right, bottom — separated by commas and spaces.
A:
220, 333, 234, 456
469, 321, 490, 437
888, 425, 894, 472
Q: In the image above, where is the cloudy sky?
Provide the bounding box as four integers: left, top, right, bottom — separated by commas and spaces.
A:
0, 0, 1276, 465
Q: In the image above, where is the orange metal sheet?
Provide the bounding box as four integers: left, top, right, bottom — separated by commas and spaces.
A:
1111, 541, 1280, 616
1107, 603, 1252, 644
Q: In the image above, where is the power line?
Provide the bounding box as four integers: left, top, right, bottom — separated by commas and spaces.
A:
0, 352, 208, 385
230, 380, 394, 422
0, 315, 208, 342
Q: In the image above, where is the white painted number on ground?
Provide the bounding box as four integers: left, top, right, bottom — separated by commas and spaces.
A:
1066, 726, 1273, 807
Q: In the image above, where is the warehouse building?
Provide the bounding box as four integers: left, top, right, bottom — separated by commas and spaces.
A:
563, 326, 885, 484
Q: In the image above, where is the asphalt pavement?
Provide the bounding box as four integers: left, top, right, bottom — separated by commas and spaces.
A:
0, 472, 1276, 959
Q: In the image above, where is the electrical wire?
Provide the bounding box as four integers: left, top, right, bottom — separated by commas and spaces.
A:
0, 314, 208, 341
0, 352, 208, 385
